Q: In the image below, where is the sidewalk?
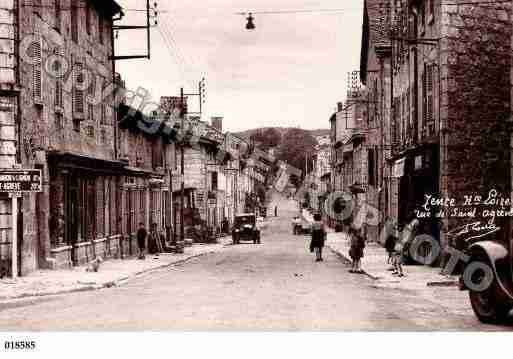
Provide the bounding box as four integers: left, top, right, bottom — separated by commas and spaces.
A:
0, 237, 232, 301
326, 232, 459, 288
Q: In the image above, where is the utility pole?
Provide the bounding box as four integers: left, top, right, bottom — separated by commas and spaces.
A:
177, 80, 205, 244
180, 87, 185, 244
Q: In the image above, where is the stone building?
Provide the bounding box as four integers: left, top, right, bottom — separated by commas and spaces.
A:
357, 0, 512, 253
0, 0, 127, 274
330, 95, 369, 199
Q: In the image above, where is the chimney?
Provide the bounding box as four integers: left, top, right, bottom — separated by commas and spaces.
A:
211, 116, 223, 132
337, 102, 343, 112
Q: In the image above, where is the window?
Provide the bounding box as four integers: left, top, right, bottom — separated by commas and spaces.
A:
73, 61, 85, 116
86, 3, 91, 35
54, 0, 61, 32
55, 79, 63, 107
86, 125, 94, 137
55, 113, 63, 130
100, 103, 106, 125
211, 172, 218, 191
73, 118, 80, 132
88, 103, 94, 122
71, 3, 78, 43
152, 138, 163, 169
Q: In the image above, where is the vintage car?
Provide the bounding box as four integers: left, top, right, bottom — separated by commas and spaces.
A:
232, 213, 261, 244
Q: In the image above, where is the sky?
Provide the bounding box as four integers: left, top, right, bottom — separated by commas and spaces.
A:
115, 0, 364, 132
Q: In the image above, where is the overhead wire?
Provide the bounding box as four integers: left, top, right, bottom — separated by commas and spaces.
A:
156, 26, 188, 86
160, 7, 202, 80
158, 21, 196, 88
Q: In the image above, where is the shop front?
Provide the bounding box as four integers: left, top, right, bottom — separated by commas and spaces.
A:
392, 144, 440, 255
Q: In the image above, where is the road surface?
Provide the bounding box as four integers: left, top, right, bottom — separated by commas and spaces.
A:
0, 192, 509, 330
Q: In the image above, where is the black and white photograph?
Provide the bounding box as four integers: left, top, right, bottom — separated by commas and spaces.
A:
0, 0, 513, 356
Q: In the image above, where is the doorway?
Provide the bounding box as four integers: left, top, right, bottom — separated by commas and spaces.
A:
65, 176, 80, 264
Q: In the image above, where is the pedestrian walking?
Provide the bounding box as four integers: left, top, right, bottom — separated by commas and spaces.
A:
392, 218, 419, 277
385, 232, 396, 271
348, 225, 365, 273
292, 216, 301, 235
348, 193, 366, 274
309, 213, 326, 262
136, 222, 147, 260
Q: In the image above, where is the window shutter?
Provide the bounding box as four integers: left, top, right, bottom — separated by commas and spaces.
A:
88, 103, 94, 122
86, 3, 91, 35
88, 72, 96, 96
55, 80, 62, 107
101, 103, 106, 124
426, 65, 434, 134
32, 33, 42, 102
73, 60, 85, 116
99, 14, 104, 44
54, 0, 61, 32
55, 46, 64, 108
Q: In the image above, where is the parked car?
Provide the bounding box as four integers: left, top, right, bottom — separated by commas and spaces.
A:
232, 213, 261, 244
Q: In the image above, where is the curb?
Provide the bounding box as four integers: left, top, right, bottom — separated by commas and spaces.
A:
327, 244, 380, 280
426, 280, 459, 287
0, 250, 218, 302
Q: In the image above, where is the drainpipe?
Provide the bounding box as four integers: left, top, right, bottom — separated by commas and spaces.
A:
411, 6, 419, 143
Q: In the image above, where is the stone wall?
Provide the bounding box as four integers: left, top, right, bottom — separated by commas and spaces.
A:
11, 1, 119, 273
440, 1, 512, 244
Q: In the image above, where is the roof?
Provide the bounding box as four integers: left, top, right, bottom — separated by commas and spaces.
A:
360, 0, 391, 83
91, 0, 123, 17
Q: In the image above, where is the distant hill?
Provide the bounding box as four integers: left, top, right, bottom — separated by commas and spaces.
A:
233, 127, 330, 142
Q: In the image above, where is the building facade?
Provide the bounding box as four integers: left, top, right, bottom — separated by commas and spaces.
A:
0, 0, 128, 274
346, 0, 512, 257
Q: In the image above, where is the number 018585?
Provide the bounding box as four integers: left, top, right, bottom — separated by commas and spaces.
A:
4, 341, 36, 350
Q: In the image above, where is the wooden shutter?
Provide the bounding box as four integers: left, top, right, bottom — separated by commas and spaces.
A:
88, 103, 94, 122
54, 0, 61, 32
32, 33, 42, 102
55, 80, 62, 107
425, 64, 434, 135
96, 178, 104, 238
99, 13, 104, 44
71, 3, 78, 43
427, 64, 434, 122
85, 3, 91, 35
73, 60, 85, 116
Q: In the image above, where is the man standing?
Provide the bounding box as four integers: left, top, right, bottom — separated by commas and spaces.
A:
136, 222, 147, 260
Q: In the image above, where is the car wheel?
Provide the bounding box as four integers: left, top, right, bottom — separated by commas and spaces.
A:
468, 255, 512, 324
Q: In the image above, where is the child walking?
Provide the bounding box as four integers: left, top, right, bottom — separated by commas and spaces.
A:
392, 218, 419, 277
309, 213, 326, 262
349, 225, 365, 273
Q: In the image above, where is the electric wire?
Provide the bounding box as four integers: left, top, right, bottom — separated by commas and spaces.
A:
158, 21, 196, 89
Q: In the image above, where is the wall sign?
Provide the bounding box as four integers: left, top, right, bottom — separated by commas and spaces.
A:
0, 169, 42, 192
